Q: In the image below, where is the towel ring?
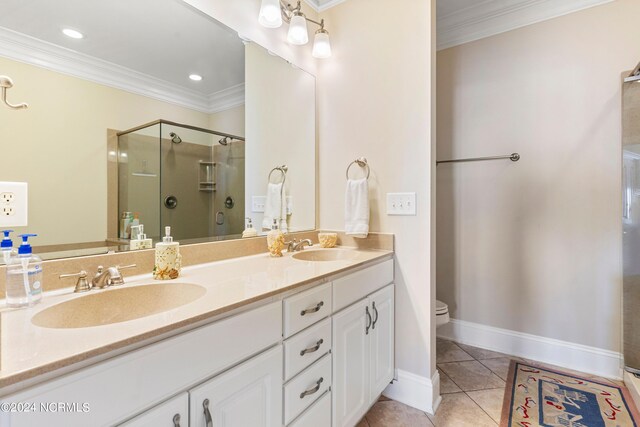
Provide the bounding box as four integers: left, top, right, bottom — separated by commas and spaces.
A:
346, 157, 370, 180
268, 165, 288, 185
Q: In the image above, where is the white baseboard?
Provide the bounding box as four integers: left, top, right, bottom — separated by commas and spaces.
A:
438, 318, 623, 380
383, 369, 442, 415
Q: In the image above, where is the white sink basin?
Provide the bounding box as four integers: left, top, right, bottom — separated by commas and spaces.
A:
31, 283, 206, 329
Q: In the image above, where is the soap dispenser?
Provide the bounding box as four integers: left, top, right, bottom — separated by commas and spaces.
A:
242, 218, 258, 238
267, 219, 285, 257
130, 224, 153, 250
153, 226, 181, 280
6, 234, 43, 307
1, 230, 16, 265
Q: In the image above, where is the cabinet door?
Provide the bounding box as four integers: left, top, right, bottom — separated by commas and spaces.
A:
189, 346, 283, 427
369, 284, 395, 401
119, 393, 188, 427
332, 299, 370, 427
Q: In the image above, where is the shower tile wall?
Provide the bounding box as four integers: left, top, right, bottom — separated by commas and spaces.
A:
213, 142, 245, 237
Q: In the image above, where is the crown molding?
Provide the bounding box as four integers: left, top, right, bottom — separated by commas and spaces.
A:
0, 26, 244, 114
437, 0, 615, 51
208, 83, 245, 114
303, 0, 349, 12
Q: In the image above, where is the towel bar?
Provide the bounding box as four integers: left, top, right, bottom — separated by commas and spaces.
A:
346, 157, 370, 180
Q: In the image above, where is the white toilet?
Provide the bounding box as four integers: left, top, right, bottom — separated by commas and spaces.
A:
436, 300, 450, 327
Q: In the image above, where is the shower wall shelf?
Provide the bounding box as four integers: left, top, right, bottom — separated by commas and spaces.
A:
198, 161, 216, 192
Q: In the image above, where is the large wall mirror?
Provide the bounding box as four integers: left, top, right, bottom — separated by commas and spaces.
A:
0, 0, 316, 260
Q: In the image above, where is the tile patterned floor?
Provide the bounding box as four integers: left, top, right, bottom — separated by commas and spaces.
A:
358, 338, 623, 426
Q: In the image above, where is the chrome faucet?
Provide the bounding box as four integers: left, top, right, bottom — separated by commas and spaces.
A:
287, 239, 314, 252
91, 264, 136, 289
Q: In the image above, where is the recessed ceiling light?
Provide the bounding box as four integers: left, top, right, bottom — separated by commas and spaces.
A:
189, 74, 203, 82
62, 28, 84, 39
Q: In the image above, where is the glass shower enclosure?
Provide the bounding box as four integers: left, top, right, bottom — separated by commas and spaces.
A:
117, 120, 245, 243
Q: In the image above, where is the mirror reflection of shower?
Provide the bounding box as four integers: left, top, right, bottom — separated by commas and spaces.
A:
170, 132, 182, 144
117, 120, 245, 242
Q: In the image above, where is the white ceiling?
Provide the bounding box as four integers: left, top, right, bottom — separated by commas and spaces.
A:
0, 0, 245, 96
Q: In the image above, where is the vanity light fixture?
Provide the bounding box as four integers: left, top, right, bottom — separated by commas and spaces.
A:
258, 0, 332, 58
189, 74, 203, 81
62, 28, 84, 39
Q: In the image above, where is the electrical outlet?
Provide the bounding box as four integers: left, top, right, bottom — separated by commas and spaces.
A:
0, 182, 27, 227
1, 192, 14, 204
386, 192, 417, 216
252, 196, 266, 213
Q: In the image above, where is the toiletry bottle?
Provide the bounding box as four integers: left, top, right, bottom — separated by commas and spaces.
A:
1, 230, 16, 265
130, 224, 153, 250
154, 226, 181, 280
242, 218, 258, 238
120, 211, 133, 239
267, 219, 285, 257
6, 234, 43, 307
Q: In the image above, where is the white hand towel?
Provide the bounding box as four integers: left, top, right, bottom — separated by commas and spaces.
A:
345, 178, 369, 238
262, 182, 289, 233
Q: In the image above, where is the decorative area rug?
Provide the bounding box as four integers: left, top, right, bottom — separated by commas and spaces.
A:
501, 361, 640, 426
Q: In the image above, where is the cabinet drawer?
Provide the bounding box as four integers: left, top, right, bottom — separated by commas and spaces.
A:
119, 393, 188, 427
283, 283, 332, 337
289, 390, 331, 427
333, 259, 393, 312
284, 354, 332, 425
284, 318, 332, 381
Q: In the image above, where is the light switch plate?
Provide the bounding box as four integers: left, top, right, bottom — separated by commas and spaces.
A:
252, 196, 266, 213
0, 182, 28, 227
386, 192, 416, 216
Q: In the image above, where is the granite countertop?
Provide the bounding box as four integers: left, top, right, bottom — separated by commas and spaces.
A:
0, 247, 392, 392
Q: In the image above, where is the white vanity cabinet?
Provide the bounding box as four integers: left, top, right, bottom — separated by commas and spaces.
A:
2, 257, 395, 427
332, 284, 395, 427
189, 346, 283, 427
119, 393, 188, 427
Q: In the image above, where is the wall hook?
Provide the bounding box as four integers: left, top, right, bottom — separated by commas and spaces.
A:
0, 76, 28, 110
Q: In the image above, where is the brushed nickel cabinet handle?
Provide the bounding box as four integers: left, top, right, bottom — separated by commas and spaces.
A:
372, 302, 379, 330
366, 306, 372, 335
300, 339, 324, 356
300, 377, 324, 399
203, 399, 213, 427
172, 413, 181, 427
300, 301, 324, 316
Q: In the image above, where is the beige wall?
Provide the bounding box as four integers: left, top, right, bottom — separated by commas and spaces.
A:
436, 0, 639, 352
209, 105, 245, 138
318, 0, 437, 385
0, 56, 210, 246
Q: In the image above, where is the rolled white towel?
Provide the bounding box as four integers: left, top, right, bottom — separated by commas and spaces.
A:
345, 178, 369, 238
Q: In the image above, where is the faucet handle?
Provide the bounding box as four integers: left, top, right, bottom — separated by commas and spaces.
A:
111, 264, 137, 286
59, 270, 92, 293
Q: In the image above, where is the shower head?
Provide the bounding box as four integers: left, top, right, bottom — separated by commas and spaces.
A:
218, 137, 231, 146
169, 132, 182, 144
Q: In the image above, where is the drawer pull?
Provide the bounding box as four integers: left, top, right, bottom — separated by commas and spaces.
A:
203, 399, 213, 427
300, 301, 324, 316
365, 306, 372, 335
300, 377, 324, 399
300, 339, 324, 356
173, 413, 181, 427
372, 302, 379, 330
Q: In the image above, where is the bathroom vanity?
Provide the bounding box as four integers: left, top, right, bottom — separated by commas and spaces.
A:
0, 247, 394, 427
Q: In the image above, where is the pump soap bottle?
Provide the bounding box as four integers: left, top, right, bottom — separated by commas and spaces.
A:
242, 218, 258, 238
267, 219, 285, 257
154, 226, 181, 280
6, 234, 43, 307
1, 230, 16, 265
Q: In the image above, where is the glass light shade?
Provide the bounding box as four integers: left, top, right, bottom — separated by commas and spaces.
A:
259, 0, 282, 28
312, 30, 332, 59
287, 14, 309, 45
